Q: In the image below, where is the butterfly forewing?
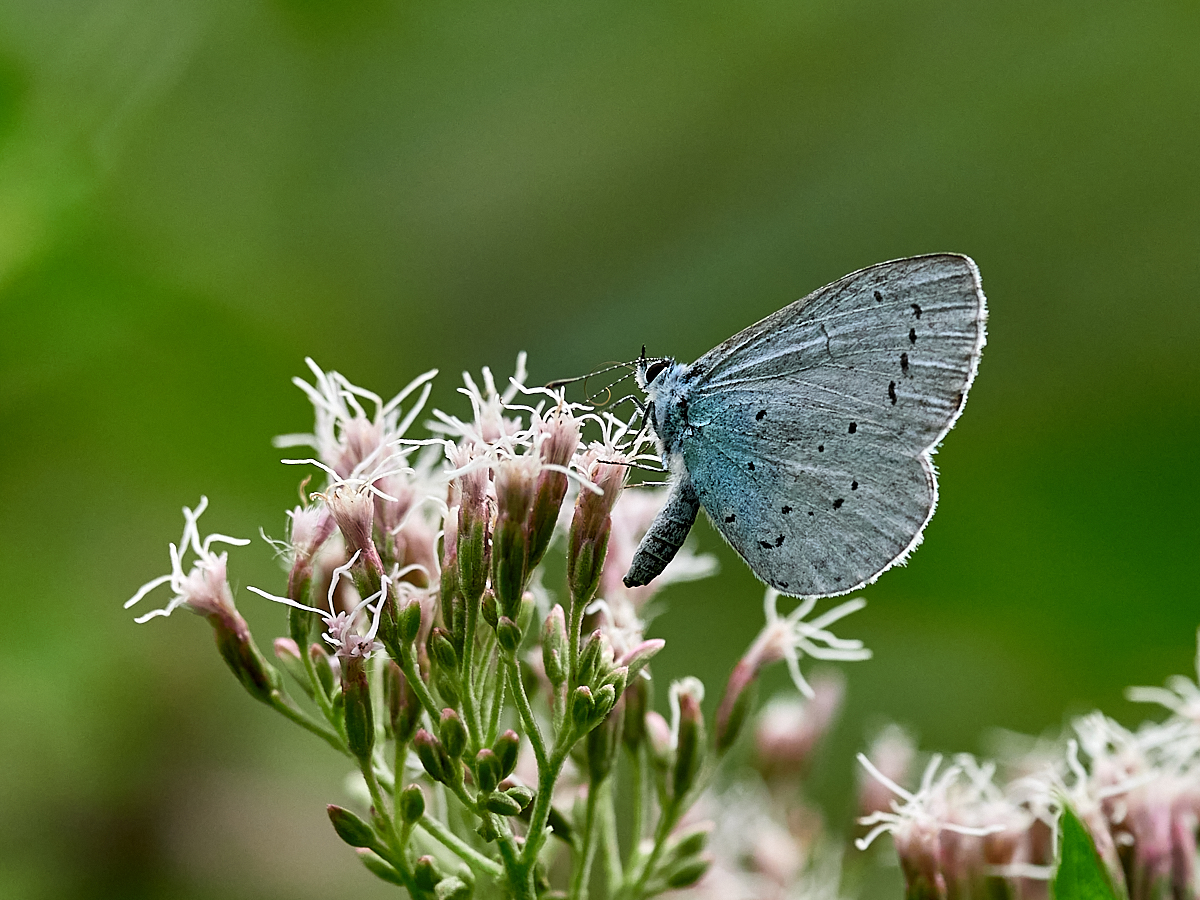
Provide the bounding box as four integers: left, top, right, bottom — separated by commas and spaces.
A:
679, 254, 986, 596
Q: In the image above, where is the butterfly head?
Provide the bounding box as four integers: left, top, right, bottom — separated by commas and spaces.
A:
635, 345, 675, 391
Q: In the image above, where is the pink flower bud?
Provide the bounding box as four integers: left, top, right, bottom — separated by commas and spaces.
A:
324, 483, 384, 577
754, 673, 844, 781
492, 456, 537, 618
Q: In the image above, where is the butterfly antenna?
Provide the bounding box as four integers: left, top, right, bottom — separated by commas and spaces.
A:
584, 370, 638, 407
545, 359, 636, 392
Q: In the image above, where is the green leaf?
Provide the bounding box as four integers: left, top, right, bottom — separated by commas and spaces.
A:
1053, 805, 1119, 900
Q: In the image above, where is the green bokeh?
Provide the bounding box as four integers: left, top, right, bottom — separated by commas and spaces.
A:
2, 1, 1198, 897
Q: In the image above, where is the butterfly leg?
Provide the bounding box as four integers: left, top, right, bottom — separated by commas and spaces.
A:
623, 475, 701, 588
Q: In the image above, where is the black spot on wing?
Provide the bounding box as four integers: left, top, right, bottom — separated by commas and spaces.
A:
900, 352, 909, 374
817, 444, 825, 453
747, 462, 755, 471
755, 409, 766, 421
833, 498, 844, 509
774, 534, 785, 547
848, 422, 857, 434
888, 381, 897, 405
911, 303, 922, 318
873, 290, 883, 302
724, 513, 736, 523
807, 511, 814, 517
781, 505, 792, 514
851, 480, 858, 491
909, 327, 917, 345
758, 539, 772, 549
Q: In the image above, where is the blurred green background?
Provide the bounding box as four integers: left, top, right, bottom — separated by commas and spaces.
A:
2, 0, 1199, 897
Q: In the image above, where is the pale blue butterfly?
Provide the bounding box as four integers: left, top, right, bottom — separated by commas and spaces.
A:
624, 254, 987, 598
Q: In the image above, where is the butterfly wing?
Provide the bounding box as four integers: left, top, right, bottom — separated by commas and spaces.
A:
678, 254, 986, 597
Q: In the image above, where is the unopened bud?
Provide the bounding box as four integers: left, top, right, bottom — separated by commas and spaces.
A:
492, 457, 537, 619
475, 749, 502, 793
714, 659, 757, 754
567, 515, 610, 608
505, 783, 534, 809
571, 686, 596, 731
664, 855, 711, 889
476, 818, 498, 843
440, 708, 468, 759
434, 669, 460, 708
288, 602, 319, 649
542, 605, 568, 687
430, 627, 459, 672
342, 654, 374, 763
494, 729, 520, 778
619, 639, 665, 681
415, 729, 454, 784
497, 616, 523, 653
310, 642, 338, 698
414, 854, 442, 891
755, 674, 844, 781
327, 804, 379, 849
672, 686, 706, 800
358, 849, 405, 885
399, 783, 426, 823
665, 821, 713, 861
481, 591, 499, 628
436, 876, 472, 900
456, 464, 490, 604
384, 661, 421, 745
211, 612, 281, 705
600, 666, 628, 701
587, 701, 622, 783
645, 711, 672, 768
623, 677, 649, 751
398, 596, 424, 645
273, 637, 307, 687
577, 630, 604, 687
484, 792, 524, 816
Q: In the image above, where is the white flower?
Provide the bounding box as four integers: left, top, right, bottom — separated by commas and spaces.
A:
429, 353, 531, 450
274, 357, 437, 481
1127, 628, 1200, 725
742, 589, 871, 698
125, 497, 250, 624
247, 550, 388, 660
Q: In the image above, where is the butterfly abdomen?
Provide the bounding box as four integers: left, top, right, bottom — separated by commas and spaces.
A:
623, 476, 701, 588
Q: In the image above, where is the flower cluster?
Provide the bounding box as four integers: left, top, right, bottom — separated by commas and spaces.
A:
126, 355, 870, 900
854, 636, 1200, 900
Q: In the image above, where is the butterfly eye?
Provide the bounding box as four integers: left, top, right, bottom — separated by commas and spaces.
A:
645, 360, 669, 384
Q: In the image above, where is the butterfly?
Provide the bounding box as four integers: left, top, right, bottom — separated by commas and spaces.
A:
623, 253, 987, 598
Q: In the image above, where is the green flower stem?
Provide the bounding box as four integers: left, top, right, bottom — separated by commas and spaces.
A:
622, 797, 679, 900
268, 691, 349, 756
567, 595, 585, 686
300, 642, 338, 725
393, 738, 408, 794
416, 814, 504, 880
519, 730, 575, 871
398, 644, 443, 723
569, 777, 603, 900
460, 596, 483, 754
600, 778, 623, 889
359, 762, 428, 897
445, 775, 525, 889
484, 664, 506, 747
505, 652, 548, 769
627, 747, 646, 872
